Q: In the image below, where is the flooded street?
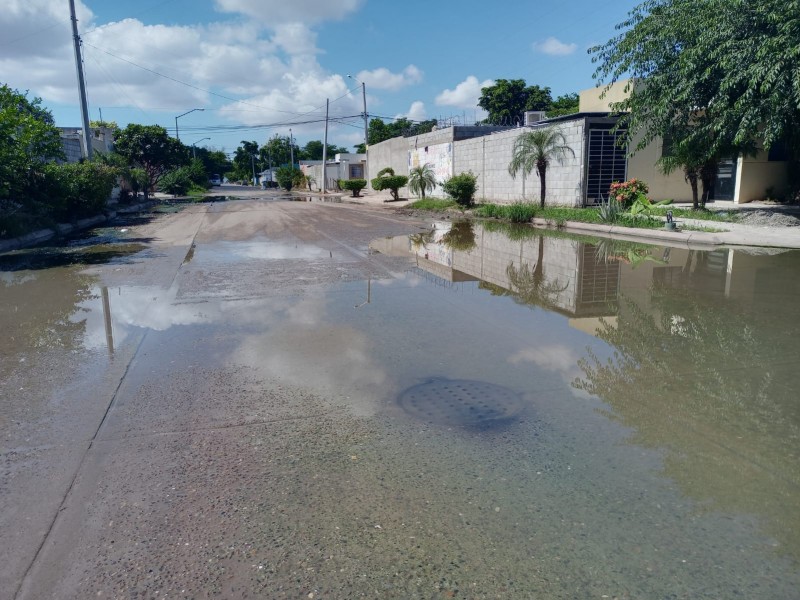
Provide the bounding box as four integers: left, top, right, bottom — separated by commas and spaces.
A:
2, 198, 799, 599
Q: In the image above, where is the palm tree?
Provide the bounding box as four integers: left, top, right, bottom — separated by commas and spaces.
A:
408, 163, 437, 199
508, 128, 575, 208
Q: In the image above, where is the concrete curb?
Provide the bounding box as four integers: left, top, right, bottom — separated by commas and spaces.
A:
0, 200, 156, 253
530, 218, 724, 249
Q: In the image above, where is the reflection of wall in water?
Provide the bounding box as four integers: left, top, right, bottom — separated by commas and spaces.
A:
422, 228, 622, 317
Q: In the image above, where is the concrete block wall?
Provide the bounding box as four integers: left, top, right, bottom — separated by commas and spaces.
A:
453, 122, 586, 206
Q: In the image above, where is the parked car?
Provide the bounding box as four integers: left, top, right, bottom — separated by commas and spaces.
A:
210, 174, 222, 186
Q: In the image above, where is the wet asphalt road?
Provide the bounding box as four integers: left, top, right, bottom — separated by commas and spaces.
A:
2, 192, 427, 599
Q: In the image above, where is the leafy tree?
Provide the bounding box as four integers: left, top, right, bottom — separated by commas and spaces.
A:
193, 147, 231, 180
0, 84, 63, 201
546, 93, 580, 118
591, 0, 800, 194
232, 140, 259, 183
508, 128, 575, 208
370, 167, 408, 201
339, 179, 367, 197
297, 140, 349, 161
353, 143, 366, 154
478, 79, 553, 125
260, 135, 298, 168
408, 163, 438, 199
367, 117, 437, 145
90, 119, 119, 132
113, 124, 186, 198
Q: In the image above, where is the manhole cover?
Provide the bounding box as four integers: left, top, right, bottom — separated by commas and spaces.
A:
397, 378, 524, 430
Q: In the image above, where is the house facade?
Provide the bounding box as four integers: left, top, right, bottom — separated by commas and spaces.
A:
366, 81, 788, 205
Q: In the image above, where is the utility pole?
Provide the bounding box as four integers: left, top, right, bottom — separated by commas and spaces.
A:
348, 75, 368, 179
321, 98, 329, 194
289, 128, 294, 168
69, 0, 92, 160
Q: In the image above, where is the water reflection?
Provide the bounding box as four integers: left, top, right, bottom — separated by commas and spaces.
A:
372, 221, 800, 563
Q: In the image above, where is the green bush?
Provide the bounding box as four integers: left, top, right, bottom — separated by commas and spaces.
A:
276, 166, 302, 191
41, 162, 118, 219
442, 172, 478, 207
371, 174, 408, 201
339, 179, 367, 197
474, 203, 506, 218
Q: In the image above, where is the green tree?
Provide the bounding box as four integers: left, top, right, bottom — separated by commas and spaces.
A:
297, 140, 349, 161
478, 79, 553, 125
113, 124, 186, 198
408, 163, 437, 199
591, 0, 800, 193
260, 135, 297, 169
370, 167, 408, 201
0, 84, 63, 201
367, 117, 437, 145
546, 93, 580, 118
507, 128, 575, 208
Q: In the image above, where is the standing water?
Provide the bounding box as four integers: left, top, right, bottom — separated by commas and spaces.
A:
2, 211, 799, 599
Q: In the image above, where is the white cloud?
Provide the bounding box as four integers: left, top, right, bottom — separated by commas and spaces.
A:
397, 100, 426, 122
355, 65, 423, 91
214, 0, 364, 23
435, 76, 494, 109
533, 37, 577, 56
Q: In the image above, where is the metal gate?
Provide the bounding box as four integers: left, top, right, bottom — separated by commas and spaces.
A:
585, 127, 628, 205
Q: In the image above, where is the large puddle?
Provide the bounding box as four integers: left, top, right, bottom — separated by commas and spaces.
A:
2, 217, 799, 597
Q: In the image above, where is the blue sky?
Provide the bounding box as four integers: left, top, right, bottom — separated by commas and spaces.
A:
1, 0, 639, 154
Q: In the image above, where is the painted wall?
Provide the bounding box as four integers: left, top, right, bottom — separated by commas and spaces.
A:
627, 133, 696, 202
735, 151, 788, 203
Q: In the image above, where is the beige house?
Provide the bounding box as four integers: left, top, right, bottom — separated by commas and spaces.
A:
580, 80, 790, 204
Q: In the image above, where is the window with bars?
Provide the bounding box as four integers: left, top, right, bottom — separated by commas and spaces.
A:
586, 127, 628, 205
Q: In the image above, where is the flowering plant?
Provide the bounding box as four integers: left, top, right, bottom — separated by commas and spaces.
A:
609, 179, 649, 208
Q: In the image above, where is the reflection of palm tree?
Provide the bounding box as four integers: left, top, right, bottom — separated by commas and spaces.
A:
506, 236, 568, 308
410, 230, 435, 252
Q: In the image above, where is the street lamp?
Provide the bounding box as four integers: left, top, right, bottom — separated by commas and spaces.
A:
347, 75, 368, 180
174, 108, 204, 141
190, 137, 210, 159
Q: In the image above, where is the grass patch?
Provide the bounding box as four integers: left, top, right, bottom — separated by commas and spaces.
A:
407, 198, 457, 211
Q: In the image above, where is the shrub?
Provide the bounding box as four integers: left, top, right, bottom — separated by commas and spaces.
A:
340, 179, 367, 197
442, 172, 478, 207
597, 196, 624, 223
609, 178, 649, 208
42, 161, 119, 219
275, 166, 302, 191
473, 203, 507, 218
371, 173, 408, 201
158, 167, 192, 196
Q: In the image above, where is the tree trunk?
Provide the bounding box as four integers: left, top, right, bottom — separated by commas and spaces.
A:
538, 164, 547, 209
686, 169, 699, 210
